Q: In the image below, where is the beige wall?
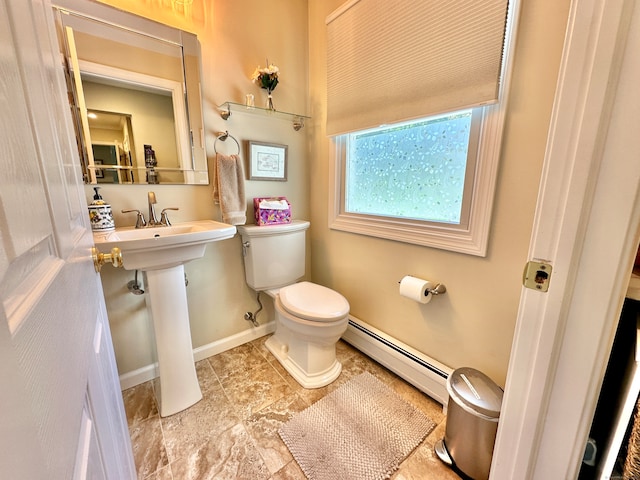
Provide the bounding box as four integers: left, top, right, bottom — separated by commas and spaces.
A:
307, 0, 571, 386
92, 0, 570, 387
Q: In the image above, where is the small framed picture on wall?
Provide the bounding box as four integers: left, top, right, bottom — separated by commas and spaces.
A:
248, 141, 288, 181
94, 159, 104, 179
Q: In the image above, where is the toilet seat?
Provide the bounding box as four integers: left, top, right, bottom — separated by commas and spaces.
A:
278, 281, 349, 322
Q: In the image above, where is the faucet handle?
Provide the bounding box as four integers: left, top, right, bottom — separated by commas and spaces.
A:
160, 207, 179, 226
121, 209, 147, 228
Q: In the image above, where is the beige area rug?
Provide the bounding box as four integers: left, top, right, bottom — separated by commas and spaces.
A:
279, 372, 436, 480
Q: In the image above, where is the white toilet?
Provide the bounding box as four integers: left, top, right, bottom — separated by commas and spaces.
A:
237, 220, 350, 388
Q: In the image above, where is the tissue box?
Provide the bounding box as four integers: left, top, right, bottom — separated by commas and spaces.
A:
254, 197, 291, 225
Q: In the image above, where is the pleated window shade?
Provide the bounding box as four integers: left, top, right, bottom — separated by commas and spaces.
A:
326, 0, 510, 136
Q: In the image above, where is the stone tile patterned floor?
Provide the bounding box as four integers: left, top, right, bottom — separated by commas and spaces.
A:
123, 337, 462, 480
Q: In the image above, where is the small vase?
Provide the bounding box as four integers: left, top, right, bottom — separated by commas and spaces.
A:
266, 92, 275, 111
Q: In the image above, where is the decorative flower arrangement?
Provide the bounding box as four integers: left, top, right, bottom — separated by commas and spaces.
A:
251, 62, 279, 110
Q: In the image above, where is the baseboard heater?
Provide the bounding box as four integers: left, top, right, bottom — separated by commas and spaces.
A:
342, 316, 452, 407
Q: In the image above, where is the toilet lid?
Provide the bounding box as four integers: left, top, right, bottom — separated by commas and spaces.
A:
279, 282, 349, 322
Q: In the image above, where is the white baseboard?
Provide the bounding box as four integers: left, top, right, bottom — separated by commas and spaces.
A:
119, 321, 275, 391
119, 315, 450, 409
119, 363, 158, 391
192, 321, 275, 362
342, 316, 452, 406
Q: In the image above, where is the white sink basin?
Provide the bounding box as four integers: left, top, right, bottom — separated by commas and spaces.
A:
93, 220, 236, 271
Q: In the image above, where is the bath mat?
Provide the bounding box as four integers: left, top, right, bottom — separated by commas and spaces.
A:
278, 372, 435, 480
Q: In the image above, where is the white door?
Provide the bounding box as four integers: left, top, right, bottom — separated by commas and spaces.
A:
491, 0, 640, 478
0, 0, 134, 478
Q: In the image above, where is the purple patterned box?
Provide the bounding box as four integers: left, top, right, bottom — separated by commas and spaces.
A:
254, 197, 291, 225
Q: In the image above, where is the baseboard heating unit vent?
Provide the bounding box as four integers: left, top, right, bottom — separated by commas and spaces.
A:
342, 316, 452, 406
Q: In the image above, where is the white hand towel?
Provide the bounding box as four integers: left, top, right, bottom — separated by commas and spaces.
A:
213, 153, 246, 225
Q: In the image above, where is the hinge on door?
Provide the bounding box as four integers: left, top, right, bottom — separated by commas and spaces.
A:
523, 260, 552, 292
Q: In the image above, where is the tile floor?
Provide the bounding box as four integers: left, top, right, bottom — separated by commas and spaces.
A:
122, 336, 462, 479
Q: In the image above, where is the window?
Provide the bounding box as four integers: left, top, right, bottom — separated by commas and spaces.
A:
344, 110, 480, 226
329, 103, 505, 257
326, 0, 519, 256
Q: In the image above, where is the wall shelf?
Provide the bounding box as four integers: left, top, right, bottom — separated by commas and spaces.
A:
218, 101, 309, 131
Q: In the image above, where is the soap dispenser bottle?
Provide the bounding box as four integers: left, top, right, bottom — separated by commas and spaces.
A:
88, 187, 115, 232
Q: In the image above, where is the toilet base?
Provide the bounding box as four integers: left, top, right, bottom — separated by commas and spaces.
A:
265, 335, 342, 389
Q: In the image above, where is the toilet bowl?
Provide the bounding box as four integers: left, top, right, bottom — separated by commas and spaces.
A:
265, 281, 349, 388
237, 221, 350, 388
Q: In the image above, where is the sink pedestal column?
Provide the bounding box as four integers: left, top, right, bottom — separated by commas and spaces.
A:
146, 264, 202, 416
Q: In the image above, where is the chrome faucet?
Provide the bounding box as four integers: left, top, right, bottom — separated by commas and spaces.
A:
148, 191, 161, 226
123, 193, 179, 228
121, 209, 147, 228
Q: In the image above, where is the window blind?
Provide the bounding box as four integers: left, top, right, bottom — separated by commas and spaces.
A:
326, 0, 509, 136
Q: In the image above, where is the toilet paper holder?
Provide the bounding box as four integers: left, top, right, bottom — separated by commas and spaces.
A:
397, 278, 447, 295
427, 283, 447, 295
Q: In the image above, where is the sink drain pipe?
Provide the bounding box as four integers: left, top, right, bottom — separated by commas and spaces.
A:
128, 271, 188, 295
127, 270, 145, 295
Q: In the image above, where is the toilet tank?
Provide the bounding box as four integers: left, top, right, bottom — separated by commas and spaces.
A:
237, 220, 310, 290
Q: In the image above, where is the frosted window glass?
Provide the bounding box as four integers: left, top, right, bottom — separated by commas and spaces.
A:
345, 111, 473, 224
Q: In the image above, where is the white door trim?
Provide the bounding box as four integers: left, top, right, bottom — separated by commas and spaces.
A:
491, 0, 640, 478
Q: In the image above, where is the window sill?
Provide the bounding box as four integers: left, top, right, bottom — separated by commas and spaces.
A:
330, 212, 489, 256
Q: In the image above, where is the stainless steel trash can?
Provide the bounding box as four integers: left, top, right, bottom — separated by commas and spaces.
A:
435, 367, 503, 480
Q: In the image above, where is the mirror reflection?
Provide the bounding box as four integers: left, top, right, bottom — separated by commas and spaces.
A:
89, 109, 136, 184
52, 1, 209, 185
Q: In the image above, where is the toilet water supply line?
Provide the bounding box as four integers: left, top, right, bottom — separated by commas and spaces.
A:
240, 238, 262, 326
244, 292, 262, 327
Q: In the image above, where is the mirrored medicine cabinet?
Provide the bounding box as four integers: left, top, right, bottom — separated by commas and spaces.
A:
52, 0, 209, 185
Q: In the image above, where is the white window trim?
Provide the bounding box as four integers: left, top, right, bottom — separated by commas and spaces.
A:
328, 0, 519, 257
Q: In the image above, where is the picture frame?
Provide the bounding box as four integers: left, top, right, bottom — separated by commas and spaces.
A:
94, 159, 104, 179
248, 141, 288, 181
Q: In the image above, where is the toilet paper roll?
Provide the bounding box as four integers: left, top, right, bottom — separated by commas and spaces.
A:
399, 275, 433, 304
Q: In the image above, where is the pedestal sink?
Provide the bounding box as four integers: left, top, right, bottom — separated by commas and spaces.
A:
93, 220, 236, 416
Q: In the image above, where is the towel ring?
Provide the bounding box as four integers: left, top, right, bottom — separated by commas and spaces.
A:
214, 131, 240, 155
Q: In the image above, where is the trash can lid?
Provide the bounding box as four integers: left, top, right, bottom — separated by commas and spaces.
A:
447, 367, 503, 418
